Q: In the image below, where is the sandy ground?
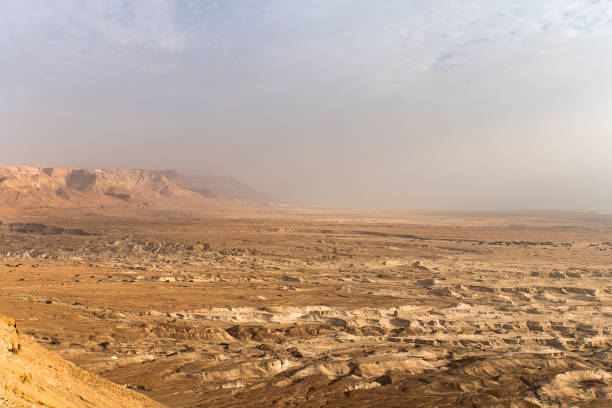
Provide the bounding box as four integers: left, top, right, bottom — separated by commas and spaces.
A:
0, 211, 610, 407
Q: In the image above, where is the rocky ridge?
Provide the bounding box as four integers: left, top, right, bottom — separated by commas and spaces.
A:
0, 314, 165, 408
0, 165, 268, 212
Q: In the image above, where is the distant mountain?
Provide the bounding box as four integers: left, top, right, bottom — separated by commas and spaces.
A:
0, 165, 270, 212
153, 170, 270, 202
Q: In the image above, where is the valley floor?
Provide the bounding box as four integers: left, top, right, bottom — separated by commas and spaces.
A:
0, 211, 610, 407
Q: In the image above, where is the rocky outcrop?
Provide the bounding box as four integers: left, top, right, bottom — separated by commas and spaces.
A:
0, 165, 270, 212
0, 314, 166, 408
65, 169, 97, 191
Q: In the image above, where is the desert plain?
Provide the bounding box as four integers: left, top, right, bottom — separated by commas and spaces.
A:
1, 209, 611, 407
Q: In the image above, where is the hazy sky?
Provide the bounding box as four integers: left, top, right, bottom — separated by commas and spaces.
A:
2, 1, 612, 209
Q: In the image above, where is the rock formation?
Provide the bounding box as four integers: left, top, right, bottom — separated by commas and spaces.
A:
0, 314, 165, 408
0, 165, 269, 213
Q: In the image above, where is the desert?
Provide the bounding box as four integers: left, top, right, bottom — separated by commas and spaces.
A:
0, 166, 610, 407
3, 1, 612, 406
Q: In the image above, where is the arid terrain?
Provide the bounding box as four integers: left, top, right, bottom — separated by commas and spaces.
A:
0, 167, 611, 407
0, 314, 165, 408
5, 0, 612, 404
1, 210, 611, 407
0, 165, 270, 217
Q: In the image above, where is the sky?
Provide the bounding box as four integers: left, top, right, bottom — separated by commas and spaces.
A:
1, 0, 612, 210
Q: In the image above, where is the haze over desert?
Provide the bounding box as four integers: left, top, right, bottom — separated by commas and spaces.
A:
1, 166, 610, 407
1, 1, 611, 407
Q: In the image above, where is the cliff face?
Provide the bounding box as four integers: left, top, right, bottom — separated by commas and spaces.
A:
0, 315, 166, 408
0, 165, 268, 212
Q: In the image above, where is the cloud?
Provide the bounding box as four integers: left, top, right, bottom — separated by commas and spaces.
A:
371, 0, 612, 78
1, 0, 612, 209
46, 0, 188, 52
76, 1, 187, 51
0, 0, 191, 85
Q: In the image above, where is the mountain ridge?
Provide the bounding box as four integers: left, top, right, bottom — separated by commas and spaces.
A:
0, 165, 270, 213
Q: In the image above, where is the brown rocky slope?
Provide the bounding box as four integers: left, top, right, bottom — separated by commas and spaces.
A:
0, 165, 269, 213
0, 314, 166, 408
